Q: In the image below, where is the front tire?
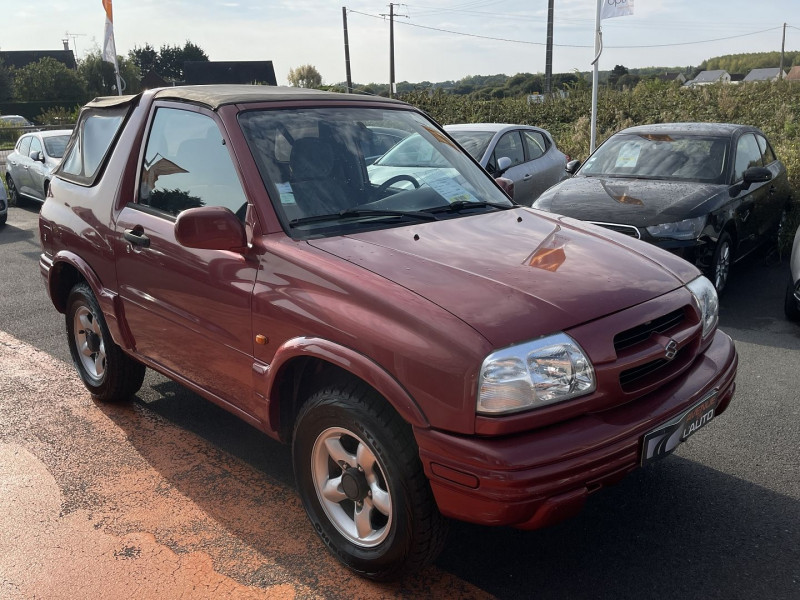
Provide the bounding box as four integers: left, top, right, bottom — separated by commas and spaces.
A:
66, 282, 146, 401
6, 174, 19, 207
292, 380, 447, 580
710, 231, 733, 293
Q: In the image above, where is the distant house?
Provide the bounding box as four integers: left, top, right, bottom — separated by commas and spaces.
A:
141, 70, 169, 90
0, 49, 77, 70
743, 67, 785, 82
787, 66, 800, 83
656, 72, 687, 84
684, 70, 731, 87
729, 73, 746, 84
183, 61, 277, 86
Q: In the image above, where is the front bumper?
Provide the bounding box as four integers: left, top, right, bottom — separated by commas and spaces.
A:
414, 329, 737, 529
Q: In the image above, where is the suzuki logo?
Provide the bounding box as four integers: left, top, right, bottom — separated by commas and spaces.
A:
664, 339, 678, 360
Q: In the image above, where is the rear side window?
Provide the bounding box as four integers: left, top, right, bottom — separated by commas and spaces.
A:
756, 134, 777, 164
522, 130, 548, 161
59, 107, 127, 185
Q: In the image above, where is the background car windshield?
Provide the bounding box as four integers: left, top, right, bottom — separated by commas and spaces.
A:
580, 134, 729, 182
239, 107, 512, 236
43, 135, 70, 158
448, 131, 494, 161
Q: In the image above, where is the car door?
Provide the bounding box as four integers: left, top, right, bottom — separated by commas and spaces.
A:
114, 103, 262, 421
731, 132, 769, 257
521, 129, 562, 201
488, 130, 534, 203
26, 136, 48, 200
755, 133, 788, 235
8, 135, 33, 195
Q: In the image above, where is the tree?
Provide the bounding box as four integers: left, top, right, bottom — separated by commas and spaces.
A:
608, 64, 629, 88
128, 41, 208, 82
288, 64, 322, 88
13, 57, 87, 102
0, 58, 12, 102
78, 49, 142, 97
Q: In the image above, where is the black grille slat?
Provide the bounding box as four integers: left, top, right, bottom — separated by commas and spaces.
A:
613, 309, 685, 352
619, 359, 668, 387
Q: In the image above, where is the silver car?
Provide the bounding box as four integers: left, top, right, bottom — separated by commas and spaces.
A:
5, 129, 72, 204
786, 224, 800, 321
444, 123, 568, 205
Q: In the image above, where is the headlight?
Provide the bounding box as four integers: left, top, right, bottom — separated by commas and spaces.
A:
646, 215, 706, 240
477, 333, 596, 415
686, 276, 719, 338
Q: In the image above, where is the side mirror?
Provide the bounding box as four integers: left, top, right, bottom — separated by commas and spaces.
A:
495, 176, 515, 200
29, 150, 44, 163
495, 156, 513, 176
174, 206, 247, 252
742, 166, 771, 188
565, 159, 581, 175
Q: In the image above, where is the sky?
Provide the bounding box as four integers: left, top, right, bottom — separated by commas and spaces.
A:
4, 1, 800, 85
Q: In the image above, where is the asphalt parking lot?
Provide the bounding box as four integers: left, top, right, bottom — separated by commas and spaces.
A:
1, 204, 798, 599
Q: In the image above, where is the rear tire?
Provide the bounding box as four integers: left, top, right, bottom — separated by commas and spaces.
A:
6, 174, 19, 207
292, 380, 447, 581
66, 282, 146, 401
785, 276, 800, 322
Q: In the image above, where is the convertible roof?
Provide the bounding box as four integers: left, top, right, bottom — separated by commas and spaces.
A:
619, 122, 762, 136
151, 85, 408, 110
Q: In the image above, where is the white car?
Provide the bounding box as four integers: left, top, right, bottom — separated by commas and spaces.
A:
444, 123, 569, 205
786, 223, 800, 321
5, 129, 72, 204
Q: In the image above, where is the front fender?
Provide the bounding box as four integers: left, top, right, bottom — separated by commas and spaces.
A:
264, 336, 430, 434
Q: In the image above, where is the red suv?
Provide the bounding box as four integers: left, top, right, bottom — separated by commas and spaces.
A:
39, 86, 737, 580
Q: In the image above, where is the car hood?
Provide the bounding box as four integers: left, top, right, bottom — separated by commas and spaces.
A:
535, 176, 728, 226
308, 208, 698, 347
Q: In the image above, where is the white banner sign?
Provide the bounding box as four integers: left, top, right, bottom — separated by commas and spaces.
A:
601, 0, 635, 20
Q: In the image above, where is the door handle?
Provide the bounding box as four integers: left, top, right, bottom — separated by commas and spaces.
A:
768, 185, 776, 195
523, 174, 532, 180
124, 227, 150, 248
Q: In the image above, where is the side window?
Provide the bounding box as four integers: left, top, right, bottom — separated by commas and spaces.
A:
734, 134, 763, 182
29, 136, 42, 157
60, 109, 126, 183
17, 136, 32, 157
522, 130, 547, 161
492, 131, 525, 171
756, 135, 776, 164
138, 107, 247, 220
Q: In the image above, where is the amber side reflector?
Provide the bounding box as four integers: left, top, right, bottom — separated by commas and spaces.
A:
255, 335, 268, 345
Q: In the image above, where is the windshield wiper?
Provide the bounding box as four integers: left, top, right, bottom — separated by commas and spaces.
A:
289, 207, 438, 228
429, 200, 515, 214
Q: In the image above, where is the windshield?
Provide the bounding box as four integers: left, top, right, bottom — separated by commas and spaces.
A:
580, 133, 730, 183
447, 130, 494, 161
239, 107, 513, 238
43, 135, 70, 158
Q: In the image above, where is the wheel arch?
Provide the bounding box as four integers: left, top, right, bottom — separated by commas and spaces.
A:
48, 251, 133, 349
264, 337, 430, 443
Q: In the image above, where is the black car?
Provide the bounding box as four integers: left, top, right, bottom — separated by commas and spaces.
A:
533, 123, 792, 292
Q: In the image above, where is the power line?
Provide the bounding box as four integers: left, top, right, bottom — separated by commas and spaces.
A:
348, 10, 785, 50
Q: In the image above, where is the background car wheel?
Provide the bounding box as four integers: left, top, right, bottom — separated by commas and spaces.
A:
66, 282, 146, 402
6, 175, 19, 207
785, 277, 800, 321
292, 380, 447, 581
710, 232, 733, 293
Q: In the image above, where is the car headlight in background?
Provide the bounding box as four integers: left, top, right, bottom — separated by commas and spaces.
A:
477, 333, 596, 415
646, 215, 707, 240
686, 275, 719, 338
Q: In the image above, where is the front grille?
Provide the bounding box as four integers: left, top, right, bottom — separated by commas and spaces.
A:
619, 345, 689, 391
591, 221, 641, 239
613, 308, 685, 352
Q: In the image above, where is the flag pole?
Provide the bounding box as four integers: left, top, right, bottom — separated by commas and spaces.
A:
590, 0, 603, 153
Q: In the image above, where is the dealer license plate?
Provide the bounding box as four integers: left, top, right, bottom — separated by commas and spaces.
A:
641, 390, 720, 466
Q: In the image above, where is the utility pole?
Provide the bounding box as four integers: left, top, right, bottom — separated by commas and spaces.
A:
381, 3, 407, 98
389, 3, 395, 98
779, 22, 787, 79
342, 7, 353, 93
544, 0, 554, 94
